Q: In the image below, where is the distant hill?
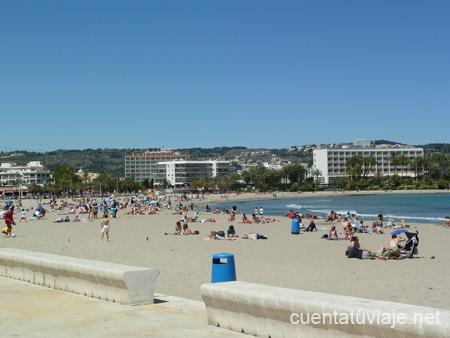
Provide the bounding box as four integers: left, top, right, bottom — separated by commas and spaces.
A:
1, 142, 448, 177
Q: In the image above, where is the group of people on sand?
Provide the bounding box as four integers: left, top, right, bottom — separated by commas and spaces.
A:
206, 225, 240, 240
173, 221, 197, 235
346, 234, 407, 260
326, 211, 360, 223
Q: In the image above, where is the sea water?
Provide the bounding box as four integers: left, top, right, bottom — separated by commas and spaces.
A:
206, 193, 450, 224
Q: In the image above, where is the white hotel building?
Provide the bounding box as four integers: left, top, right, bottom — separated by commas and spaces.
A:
0, 161, 51, 186
313, 143, 424, 185
154, 160, 232, 189
124, 149, 187, 182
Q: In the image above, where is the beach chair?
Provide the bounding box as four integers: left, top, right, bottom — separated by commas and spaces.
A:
191, 212, 201, 222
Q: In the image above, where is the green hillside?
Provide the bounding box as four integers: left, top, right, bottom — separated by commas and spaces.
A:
0, 142, 448, 177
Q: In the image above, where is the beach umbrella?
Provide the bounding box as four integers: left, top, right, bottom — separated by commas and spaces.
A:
392, 229, 408, 235
5, 201, 14, 207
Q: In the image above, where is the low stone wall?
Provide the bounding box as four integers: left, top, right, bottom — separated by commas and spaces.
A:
201, 281, 450, 338
0, 248, 159, 306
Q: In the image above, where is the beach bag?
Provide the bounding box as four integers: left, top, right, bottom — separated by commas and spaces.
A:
217, 230, 225, 237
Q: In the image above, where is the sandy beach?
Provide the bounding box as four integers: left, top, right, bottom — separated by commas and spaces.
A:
1, 190, 449, 312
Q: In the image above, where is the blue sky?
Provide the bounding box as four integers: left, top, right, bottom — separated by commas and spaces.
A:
1, 1, 449, 151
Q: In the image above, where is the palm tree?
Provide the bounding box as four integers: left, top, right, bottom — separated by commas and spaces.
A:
409, 159, 419, 181
59, 173, 72, 195
389, 152, 401, 176
312, 169, 322, 188
374, 170, 384, 184
96, 170, 111, 196
82, 172, 90, 196
161, 179, 172, 189
362, 155, 377, 179
397, 155, 409, 178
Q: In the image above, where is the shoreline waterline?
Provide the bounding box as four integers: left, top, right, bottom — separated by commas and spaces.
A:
195, 190, 450, 224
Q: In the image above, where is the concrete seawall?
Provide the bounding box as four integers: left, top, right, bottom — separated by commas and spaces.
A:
0, 248, 159, 305
201, 281, 450, 338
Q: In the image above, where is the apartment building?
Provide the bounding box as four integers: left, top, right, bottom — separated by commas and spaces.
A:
0, 161, 51, 186
313, 143, 424, 184
154, 160, 232, 189
124, 149, 187, 182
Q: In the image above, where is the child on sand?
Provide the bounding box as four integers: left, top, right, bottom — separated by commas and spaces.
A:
20, 209, 27, 223
329, 226, 338, 240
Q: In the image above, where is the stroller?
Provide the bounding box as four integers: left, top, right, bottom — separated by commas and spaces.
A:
399, 231, 419, 257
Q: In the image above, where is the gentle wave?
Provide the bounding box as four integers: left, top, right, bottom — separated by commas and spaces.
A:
286, 205, 446, 222
304, 208, 358, 215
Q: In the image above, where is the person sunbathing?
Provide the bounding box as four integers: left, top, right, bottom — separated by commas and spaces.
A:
378, 234, 406, 259
346, 236, 379, 259
241, 214, 251, 224
372, 217, 384, 234
206, 218, 218, 223
182, 223, 189, 235
385, 219, 396, 228
358, 220, 367, 233
175, 221, 182, 235
206, 230, 226, 240
344, 223, 355, 239
329, 226, 338, 240
228, 213, 236, 222
227, 225, 239, 240
191, 212, 200, 222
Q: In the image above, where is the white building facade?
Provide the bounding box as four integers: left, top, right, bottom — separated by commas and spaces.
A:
154, 160, 232, 189
313, 145, 424, 184
0, 161, 51, 186
124, 149, 187, 182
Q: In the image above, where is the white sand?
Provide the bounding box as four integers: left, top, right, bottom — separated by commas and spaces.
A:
1, 191, 448, 311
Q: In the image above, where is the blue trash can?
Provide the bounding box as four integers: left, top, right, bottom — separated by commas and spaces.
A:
291, 218, 300, 234
211, 253, 236, 283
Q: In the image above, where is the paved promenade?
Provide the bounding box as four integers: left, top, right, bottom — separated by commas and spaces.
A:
0, 277, 246, 337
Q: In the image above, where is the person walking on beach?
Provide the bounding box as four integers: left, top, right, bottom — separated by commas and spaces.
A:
100, 214, 110, 242
3, 206, 14, 238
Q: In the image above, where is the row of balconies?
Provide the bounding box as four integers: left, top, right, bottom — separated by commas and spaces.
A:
327, 169, 413, 174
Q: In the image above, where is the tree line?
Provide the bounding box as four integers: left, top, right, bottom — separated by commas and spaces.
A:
21, 151, 450, 197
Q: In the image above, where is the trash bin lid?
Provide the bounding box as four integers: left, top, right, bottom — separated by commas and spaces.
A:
212, 253, 234, 259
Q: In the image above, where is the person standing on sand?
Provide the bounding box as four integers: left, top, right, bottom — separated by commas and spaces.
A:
20, 209, 27, 223
3, 206, 14, 238
377, 211, 383, 221
100, 214, 110, 242
92, 202, 99, 219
